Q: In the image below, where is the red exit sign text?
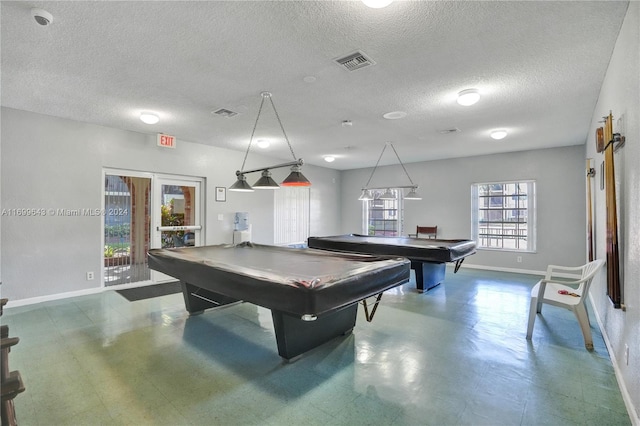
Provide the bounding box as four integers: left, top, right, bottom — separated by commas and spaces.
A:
157, 134, 176, 149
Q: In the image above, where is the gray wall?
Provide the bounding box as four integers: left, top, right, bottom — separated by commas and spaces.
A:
586, 2, 639, 420
0, 107, 341, 301
340, 146, 587, 272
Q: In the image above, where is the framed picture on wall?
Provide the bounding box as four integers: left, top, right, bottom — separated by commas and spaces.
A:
215, 187, 226, 202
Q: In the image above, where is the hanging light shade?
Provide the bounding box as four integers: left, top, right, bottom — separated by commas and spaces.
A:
229, 92, 310, 193
229, 174, 254, 192
358, 189, 374, 201
281, 165, 311, 187
404, 187, 422, 200
253, 170, 280, 189
379, 188, 395, 200
357, 142, 421, 201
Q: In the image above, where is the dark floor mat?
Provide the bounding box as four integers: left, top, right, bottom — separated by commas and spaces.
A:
116, 281, 181, 302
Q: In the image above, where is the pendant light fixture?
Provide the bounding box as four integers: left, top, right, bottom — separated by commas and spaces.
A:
358, 189, 374, 201
252, 170, 280, 189
379, 188, 396, 200
229, 92, 311, 192
358, 142, 422, 201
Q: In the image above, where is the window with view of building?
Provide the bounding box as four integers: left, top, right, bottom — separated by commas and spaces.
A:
362, 189, 403, 236
471, 181, 536, 251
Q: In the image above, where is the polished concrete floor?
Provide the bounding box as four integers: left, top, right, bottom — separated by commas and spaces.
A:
3, 268, 631, 425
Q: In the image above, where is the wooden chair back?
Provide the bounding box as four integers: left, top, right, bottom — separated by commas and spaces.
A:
416, 226, 437, 239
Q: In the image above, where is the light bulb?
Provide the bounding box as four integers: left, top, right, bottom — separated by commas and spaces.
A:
140, 113, 159, 124
491, 130, 508, 140
457, 89, 480, 106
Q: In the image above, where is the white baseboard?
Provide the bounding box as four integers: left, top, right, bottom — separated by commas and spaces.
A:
590, 298, 640, 425
460, 263, 583, 279
459, 263, 545, 276
5, 287, 104, 308
4, 280, 156, 308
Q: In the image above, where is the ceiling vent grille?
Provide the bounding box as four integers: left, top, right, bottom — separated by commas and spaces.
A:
334, 51, 375, 71
212, 108, 238, 118
438, 128, 461, 134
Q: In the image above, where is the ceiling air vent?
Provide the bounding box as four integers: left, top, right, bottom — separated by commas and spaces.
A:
212, 108, 238, 118
438, 128, 461, 134
334, 51, 375, 71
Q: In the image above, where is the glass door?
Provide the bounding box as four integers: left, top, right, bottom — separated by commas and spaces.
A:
104, 172, 153, 286
151, 176, 204, 282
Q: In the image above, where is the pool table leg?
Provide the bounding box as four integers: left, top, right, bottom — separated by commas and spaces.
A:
271, 303, 358, 360
180, 281, 240, 315
411, 261, 446, 292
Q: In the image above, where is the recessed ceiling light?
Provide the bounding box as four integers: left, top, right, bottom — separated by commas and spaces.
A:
256, 139, 270, 149
324, 156, 336, 163
457, 89, 480, 106
362, 0, 394, 8
490, 130, 508, 140
383, 111, 407, 120
140, 113, 159, 124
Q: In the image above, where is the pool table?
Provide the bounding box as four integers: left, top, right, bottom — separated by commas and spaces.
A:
147, 242, 410, 360
307, 234, 476, 292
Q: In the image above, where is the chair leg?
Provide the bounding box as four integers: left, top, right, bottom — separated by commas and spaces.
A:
574, 304, 593, 350
582, 296, 591, 324
526, 296, 538, 340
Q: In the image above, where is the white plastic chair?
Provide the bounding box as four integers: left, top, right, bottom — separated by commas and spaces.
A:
526, 259, 604, 350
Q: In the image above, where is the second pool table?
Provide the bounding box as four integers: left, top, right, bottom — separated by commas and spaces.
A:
307, 234, 476, 292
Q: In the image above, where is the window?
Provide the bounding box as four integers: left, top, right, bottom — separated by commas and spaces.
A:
471, 181, 536, 251
362, 189, 403, 236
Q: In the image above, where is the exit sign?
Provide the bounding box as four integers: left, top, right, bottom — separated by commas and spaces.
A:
157, 134, 176, 149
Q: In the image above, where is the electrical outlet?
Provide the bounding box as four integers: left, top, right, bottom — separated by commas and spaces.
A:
625, 344, 629, 366
517, 256, 522, 263
86, 272, 94, 280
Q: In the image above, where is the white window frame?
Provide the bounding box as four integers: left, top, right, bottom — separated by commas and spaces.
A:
362, 188, 404, 236
471, 180, 536, 252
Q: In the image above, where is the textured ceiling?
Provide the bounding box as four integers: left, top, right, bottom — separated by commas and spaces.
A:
1, 1, 630, 170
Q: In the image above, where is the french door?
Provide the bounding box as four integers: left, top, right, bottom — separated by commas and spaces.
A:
103, 170, 204, 286
151, 176, 204, 283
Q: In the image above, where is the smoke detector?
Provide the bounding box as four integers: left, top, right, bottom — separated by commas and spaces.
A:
31, 8, 53, 26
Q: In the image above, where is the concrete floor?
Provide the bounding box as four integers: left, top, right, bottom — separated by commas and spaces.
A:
3, 268, 631, 425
